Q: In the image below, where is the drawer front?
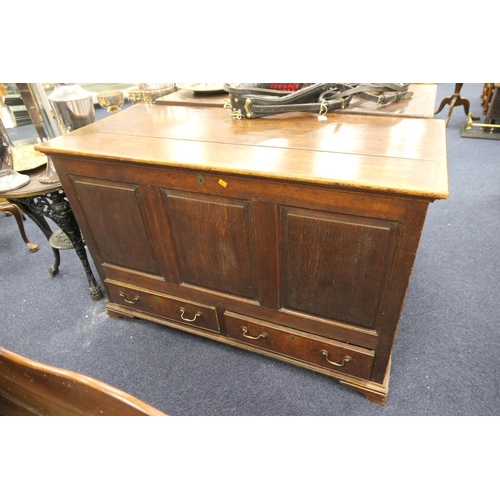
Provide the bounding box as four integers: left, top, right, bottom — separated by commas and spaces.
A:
107, 282, 220, 333
224, 312, 374, 379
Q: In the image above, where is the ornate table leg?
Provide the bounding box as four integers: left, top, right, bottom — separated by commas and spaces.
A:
0, 202, 39, 252
9, 197, 60, 275
9, 190, 103, 300
434, 83, 480, 126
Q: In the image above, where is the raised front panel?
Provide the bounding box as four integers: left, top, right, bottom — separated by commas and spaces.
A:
161, 190, 258, 300
70, 176, 159, 275
281, 206, 400, 329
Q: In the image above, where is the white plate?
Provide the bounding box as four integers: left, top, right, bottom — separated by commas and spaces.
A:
176, 83, 226, 93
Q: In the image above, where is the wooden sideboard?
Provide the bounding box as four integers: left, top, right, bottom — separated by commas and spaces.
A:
37, 104, 449, 404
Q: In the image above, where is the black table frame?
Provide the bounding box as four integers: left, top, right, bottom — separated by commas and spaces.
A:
7, 188, 103, 301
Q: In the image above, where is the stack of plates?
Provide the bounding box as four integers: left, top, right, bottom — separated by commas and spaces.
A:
4, 94, 31, 126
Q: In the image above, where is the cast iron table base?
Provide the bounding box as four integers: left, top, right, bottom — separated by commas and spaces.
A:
8, 189, 103, 300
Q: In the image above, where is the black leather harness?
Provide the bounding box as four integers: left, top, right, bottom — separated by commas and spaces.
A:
223, 83, 413, 119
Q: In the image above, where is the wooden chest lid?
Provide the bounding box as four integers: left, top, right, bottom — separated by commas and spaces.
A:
37, 104, 449, 200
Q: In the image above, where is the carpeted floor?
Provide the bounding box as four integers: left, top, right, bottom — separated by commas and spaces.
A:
1, 83, 499, 415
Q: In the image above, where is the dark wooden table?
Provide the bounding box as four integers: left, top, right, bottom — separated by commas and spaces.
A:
4, 166, 102, 300
156, 84, 438, 118
156, 89, 228, 108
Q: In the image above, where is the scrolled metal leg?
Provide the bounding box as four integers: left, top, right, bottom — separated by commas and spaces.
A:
43, 191, 103, 301
10, 191, 103, 300
58, 218, 103, 300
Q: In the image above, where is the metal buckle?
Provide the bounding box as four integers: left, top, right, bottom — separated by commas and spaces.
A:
377, 94, 387, 106
231, 108, 243, 120
319, 99, 329, 116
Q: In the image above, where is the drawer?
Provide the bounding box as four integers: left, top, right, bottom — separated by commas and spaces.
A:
106, 282, 220, 333
224, 312, 374, 379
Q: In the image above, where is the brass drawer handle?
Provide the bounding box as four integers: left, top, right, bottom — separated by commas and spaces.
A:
321, 349, 351, 367
119, 292, 140, 304
241, 327, 268, 340
179, 307, 202, 323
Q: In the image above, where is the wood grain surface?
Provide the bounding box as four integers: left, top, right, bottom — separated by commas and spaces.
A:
37, 104, 448, 200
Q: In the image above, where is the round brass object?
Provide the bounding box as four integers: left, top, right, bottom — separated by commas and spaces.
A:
97, 91, 124, 113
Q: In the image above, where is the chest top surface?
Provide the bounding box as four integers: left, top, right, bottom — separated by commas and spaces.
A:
36, 104, 449, 200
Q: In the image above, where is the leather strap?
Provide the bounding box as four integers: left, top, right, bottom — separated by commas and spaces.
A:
223, 83, 413, 119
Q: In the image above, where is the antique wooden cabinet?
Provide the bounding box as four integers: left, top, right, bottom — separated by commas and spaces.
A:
37, 104, 449, 404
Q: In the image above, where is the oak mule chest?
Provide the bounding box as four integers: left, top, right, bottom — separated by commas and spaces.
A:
38, 104, 449, 404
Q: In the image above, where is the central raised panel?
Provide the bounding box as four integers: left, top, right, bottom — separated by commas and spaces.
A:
162, 190, 258, 300
281, 206, 400, 329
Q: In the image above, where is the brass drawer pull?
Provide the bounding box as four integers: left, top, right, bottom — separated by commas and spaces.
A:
179, 307, 202, 323
119, 292, 140, 304
241, 327, 268, 340
321, 349, 351, 367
